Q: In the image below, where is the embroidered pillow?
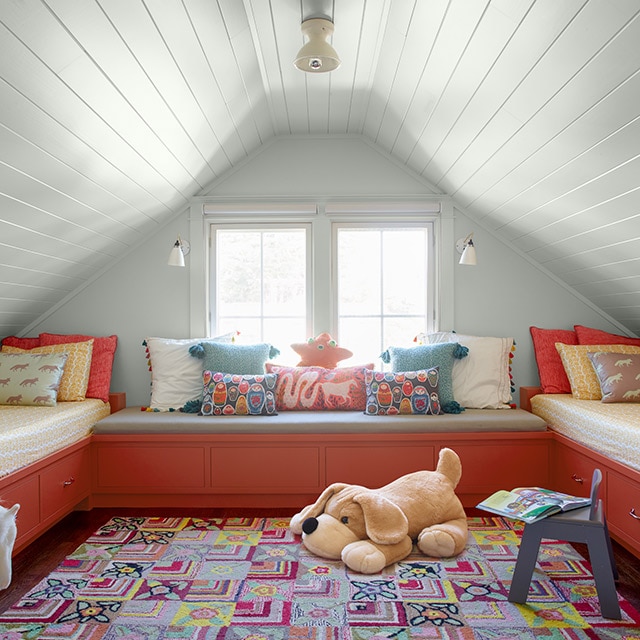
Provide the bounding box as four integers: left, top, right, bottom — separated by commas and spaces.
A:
190, 342, 280, 375
364, 368, 441, 415
555, 343, 640, 400
425, 332, 514, 409
1, 340, 93, 402
0, 352, 68, 406
529, 327, 577, 394
201, 371, 277, 416
380, 342, 468, 413
587, 351, 640, 403
265, 364, 372, 411
39, 333, 118, 403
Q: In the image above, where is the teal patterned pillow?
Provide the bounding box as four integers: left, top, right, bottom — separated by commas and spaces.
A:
380, 342, 468, 413
201, 371, 277, 415
190, 342, 280, 375
364, 368, 441, 415
0, 352, 68, 406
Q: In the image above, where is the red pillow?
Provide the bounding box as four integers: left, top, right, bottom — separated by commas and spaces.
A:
39, 333, 117, 403
529, 327, 577, 394
265, 364, 372, 411
1, 336, 41, 349
574, 325, 640, 347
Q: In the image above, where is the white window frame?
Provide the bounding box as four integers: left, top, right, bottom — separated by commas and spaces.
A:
331, 220, 436, 355
187, 198, 455, 341
209, 222, 313, 341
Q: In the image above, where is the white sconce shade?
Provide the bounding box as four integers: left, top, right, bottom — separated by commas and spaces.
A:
168, 236, 190, 267
456, 233, 477, 266
294, 18, 341, 73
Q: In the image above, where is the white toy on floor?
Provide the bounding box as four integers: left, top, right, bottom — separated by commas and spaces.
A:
0, 503, 19, 590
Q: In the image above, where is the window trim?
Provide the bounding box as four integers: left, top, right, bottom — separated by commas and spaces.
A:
188, 198, 455, 339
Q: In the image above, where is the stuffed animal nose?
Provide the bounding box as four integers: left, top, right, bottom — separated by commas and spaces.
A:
302, 517, 319, 535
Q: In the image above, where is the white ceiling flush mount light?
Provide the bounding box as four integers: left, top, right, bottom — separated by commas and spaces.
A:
294, 18, 341, 73
456, 233, 477, 266
168, 235, 191, 267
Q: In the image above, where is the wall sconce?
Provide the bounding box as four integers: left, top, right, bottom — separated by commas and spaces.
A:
456, 233, 477, 266
168, 235, 190, 267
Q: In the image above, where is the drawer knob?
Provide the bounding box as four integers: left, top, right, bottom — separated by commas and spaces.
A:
571, 474, 584, 484
63, 477, 75, 487
630, 508, 640, 521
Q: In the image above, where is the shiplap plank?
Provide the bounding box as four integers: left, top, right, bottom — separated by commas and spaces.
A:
0, 4, 191, 210
145, 0, 248, 167
47, 0, 218, 190
375, 0, 450, 153
244, 0, 289, 135
0, 282, 64, 304
443, 1, 640, 204
0, 263, 83, 290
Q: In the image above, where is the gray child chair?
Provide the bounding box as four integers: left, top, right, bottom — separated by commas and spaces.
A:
508, 468, 621, 620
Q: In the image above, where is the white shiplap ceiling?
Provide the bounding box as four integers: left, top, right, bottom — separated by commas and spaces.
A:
1, 0, 640, 336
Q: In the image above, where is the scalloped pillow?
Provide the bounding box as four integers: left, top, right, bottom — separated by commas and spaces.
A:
530, 327, 577, 394
39, 333, 117, 403
201, 371, 278, 416
574, 325, 640, 347
555, 343, 640, 400
364, 368, 441, 415
144, 334, 236, 411
426, 332, 514, 409
265, 364, 372, 411
380, 342, 468, 413
0, 352, 68, 406
1, 341, 93, 402
587, 351, 640, 403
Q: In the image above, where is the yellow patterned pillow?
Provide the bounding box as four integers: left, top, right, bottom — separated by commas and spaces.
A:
555, 343, 640, 400
1, 340, 94, 401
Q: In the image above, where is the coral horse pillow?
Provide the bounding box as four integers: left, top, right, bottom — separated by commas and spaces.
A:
291, 333, 353, 368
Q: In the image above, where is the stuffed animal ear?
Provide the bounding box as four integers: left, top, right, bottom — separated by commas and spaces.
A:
353, 493, 409, 545
290, 483, 349, 534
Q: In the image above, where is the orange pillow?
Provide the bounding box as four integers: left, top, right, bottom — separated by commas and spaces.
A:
39, 333, 117, 403
529, 327, 577, 394
575, 325, 640, 347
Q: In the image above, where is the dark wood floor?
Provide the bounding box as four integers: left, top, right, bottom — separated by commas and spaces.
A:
1, 507, 639, 614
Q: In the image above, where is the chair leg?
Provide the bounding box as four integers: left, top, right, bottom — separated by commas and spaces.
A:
587, 530, 621, 620
508, 525, 542, 604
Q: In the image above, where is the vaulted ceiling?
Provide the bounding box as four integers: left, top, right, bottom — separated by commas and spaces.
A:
2, 0, 640, 337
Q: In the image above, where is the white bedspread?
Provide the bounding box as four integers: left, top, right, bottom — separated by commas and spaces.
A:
0, 399, 110, 478
531, 394, 640, 472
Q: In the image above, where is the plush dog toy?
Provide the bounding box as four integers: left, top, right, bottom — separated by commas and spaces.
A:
290, 448, 468, 574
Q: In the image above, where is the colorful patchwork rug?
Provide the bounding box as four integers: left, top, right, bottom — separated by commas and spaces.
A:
1, 515, 639, 639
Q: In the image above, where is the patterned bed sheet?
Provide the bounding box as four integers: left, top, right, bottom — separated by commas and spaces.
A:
531, 393, 640, 472
0, 399, 111, 478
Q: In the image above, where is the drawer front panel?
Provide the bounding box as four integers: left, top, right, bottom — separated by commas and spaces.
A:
211, 446, 320, 491
607, 472, 640, 548
96, 445, 206, 490
3, 475, 40, 541
552, 442, 596, 498
326, 446, 435, 487
454, 442, 550, 495
40, 449, 90, 520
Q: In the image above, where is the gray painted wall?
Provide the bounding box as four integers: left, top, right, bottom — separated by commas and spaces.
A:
29, 137, 625, 407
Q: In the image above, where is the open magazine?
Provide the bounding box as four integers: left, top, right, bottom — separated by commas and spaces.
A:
476, 487, 591, 524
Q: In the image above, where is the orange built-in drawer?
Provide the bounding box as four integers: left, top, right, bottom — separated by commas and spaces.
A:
40, 448, 90, 521
607, 471, 640, 551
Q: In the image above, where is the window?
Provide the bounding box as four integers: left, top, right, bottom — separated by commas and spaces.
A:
205, 204, 439, 366
211, 225, 310, 362
334, 224, 433, 365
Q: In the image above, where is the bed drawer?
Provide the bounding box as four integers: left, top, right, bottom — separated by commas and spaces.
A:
606, 472, 640, 551
40, 448, 90, 521
2, 475, 40, 543
551, 441, 596, 498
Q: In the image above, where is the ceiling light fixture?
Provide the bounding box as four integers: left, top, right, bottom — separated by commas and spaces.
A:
456, 233, 477, 266
294, 18, 341, 73
168, 235, 191, 267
